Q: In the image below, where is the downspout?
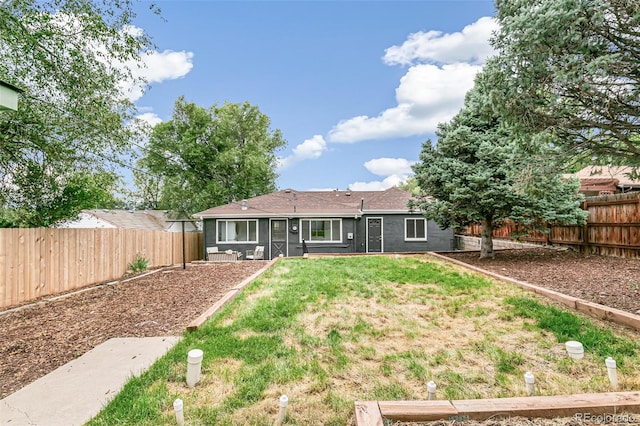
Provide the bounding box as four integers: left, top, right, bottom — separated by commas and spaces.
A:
355, 198, 364, 253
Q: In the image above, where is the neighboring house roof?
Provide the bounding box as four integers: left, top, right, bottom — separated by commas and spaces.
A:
565, 166, 640, 191
195, 187, 418, 219
57, 209, 198, 232
578, 178, 619, 194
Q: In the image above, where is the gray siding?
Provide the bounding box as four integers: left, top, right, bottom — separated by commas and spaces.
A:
426, 220, 455, 251
202, 218, 270, 259
202, 215, 453, 259
291, 218, 358, 255
364, 214, 454, 253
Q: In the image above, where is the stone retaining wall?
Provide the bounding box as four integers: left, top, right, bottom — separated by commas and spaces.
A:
455, 235, 545, 251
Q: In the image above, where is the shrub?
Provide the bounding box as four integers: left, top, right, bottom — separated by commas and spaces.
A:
128, 253, 149, 273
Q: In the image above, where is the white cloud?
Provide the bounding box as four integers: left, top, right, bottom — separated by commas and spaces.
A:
140, 50, 194, 84
61, 19, 194, 103
349, 175, 406, 191
124, 49, 194, 102
328, 62, 480, 143
136, 112, 163, 127
278, 17, 497, 185
383, 16, 498, 66
327, 17, 495, 144
15, 14, 193, 108
348, 157, 415, 191
364, 157, 416, 177
277, 135, 328, 169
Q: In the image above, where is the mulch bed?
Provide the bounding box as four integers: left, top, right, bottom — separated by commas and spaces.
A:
0, 261, 268, 398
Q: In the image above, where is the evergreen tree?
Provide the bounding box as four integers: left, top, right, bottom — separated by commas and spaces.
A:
490, 0, 640, 166
412, 71, 586, 258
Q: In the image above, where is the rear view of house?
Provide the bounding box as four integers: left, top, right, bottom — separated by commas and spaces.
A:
195, 187, 453, 260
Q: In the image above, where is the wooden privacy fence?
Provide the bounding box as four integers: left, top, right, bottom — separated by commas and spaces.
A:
0, 228, 203, 309
463, 192, 640, 258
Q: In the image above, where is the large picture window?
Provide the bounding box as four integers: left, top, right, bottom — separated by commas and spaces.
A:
405, 218, 427, 241
301, 219, 341, 242
217, 220, 258, 243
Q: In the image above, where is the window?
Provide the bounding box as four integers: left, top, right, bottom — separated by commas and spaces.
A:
301, 219, 341, 242
217, 220, 258, 243
405, 218, 427, 241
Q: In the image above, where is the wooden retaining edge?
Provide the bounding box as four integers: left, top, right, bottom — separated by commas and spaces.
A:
186, 258, 279, 331
355, 392, 640, 425
427, 252, 640, 331
354, 401, 384, 426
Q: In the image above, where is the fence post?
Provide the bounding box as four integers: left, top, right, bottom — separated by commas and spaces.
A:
581, 200, 589, 254
545, 224, 551, 246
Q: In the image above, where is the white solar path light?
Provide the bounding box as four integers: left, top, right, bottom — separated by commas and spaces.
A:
606, 357, 618, 390
186, 349, 204, 387
524, 372, 535, 396
427, 381, 437, 400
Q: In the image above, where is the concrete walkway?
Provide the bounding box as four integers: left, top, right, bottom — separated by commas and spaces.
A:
0, 336, 181, 426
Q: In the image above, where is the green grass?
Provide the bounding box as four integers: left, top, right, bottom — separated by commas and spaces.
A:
506, 297, 639, 364
88, 255, 640, 425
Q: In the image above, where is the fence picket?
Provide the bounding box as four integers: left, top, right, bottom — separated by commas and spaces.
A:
0, 228, 203, 309
463, 193, 640, 258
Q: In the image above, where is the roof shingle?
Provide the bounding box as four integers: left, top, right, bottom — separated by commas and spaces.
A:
195, 187, 416, 218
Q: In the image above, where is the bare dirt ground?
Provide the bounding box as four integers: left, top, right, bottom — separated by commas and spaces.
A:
0, 261, 268, 398
2, 247, 640, 407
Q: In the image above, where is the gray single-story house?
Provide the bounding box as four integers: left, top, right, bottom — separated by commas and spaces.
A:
194, 187, 454, 260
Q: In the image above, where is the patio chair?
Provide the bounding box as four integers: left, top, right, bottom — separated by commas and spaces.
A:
206, 246, 218, 261
246, 245, 265, 260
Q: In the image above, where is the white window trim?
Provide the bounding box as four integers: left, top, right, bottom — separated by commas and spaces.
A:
405, 217, 427, 241
216, 219, 259, 244
300, 218, 342, 243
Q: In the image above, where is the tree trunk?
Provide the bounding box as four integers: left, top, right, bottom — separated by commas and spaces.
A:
480, 218, 494, 259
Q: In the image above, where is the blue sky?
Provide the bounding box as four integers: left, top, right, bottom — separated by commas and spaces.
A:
127, 0, 498, 191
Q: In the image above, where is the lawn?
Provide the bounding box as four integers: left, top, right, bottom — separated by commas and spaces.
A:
88, 255, 640, 425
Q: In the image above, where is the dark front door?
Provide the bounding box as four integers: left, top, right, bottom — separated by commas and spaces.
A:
367, 218, 382, 253
271, 219, 287, 258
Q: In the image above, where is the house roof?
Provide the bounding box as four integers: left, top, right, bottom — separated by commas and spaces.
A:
565, 166, 640, 189
79, 209, 177, 231
194, 187, 417, 219
578, 178, 619, 193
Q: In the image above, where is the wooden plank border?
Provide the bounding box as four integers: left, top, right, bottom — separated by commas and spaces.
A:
354, 392, 640, 425
377, 400, 457, 422
354, 401, 384, 426
186, 258, 279, 331
427, 252, 640, 331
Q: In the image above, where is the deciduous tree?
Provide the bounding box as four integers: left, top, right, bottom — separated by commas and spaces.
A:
0, 0, 157, 226
0, 171, 124, 227
137, 97, 286, 213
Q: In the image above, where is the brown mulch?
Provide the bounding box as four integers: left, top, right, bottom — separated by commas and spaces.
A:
0, 261, 268, 398
441, 248, 640, 316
